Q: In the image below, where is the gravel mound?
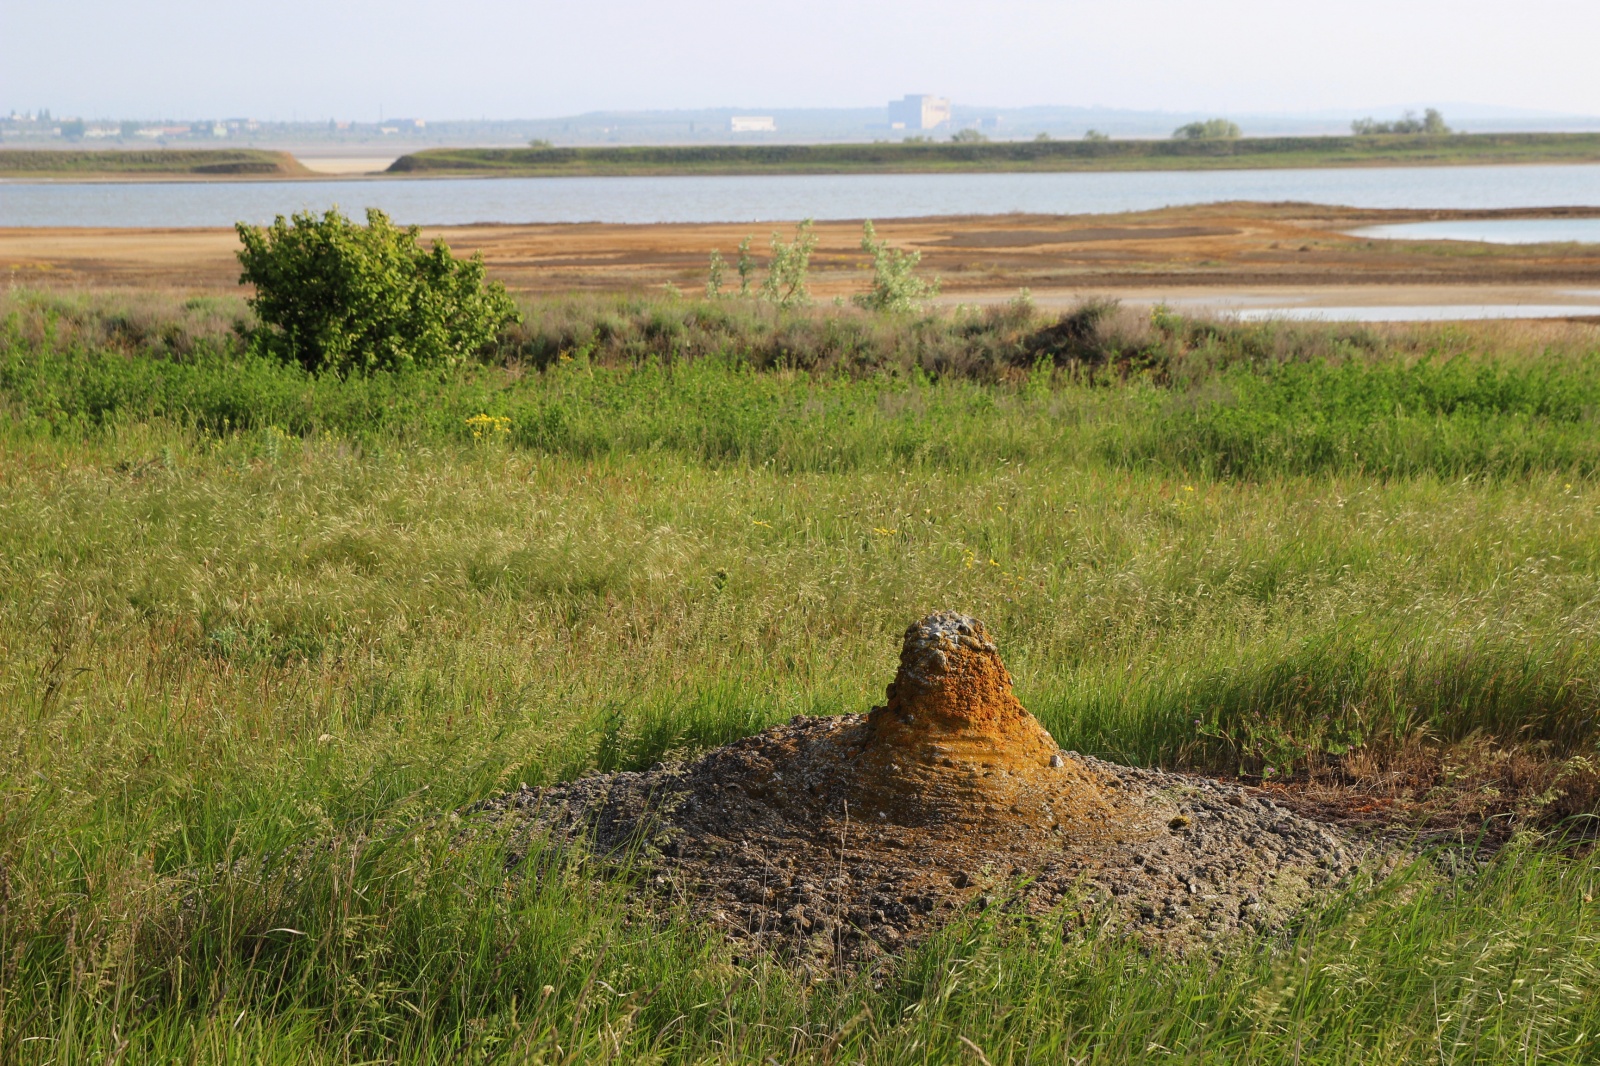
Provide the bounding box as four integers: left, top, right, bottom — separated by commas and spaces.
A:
474, 613, 1368, 965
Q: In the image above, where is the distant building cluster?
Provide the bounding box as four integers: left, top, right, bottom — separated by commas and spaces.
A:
888, 95, 951, 131
0, 111, 436, 144
0, 111, 269, 143
378, 118, 427, 135
729, 115, 776, 133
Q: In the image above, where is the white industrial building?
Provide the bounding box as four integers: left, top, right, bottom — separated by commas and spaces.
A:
888, 95, 952, 131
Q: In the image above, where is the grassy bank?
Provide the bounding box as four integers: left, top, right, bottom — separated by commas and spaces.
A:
0, 148, 309, 179
1, 290, 1598, 1062
387, 132, 1600, 176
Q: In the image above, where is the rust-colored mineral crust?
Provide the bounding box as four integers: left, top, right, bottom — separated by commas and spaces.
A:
866, 612, 1061, 772
809, 612, 1120, 831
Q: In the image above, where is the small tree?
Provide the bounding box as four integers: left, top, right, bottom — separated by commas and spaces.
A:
760, 220, 817, 309
950, 128, 989, 143
705, 249, 727, 298
1173, 118, 1241, 140
853, 220, 939, 314
235, 207, 519, 374
736, 236, 756, 297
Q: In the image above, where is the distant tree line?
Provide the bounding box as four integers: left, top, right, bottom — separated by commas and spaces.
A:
1172, 118, 1242, 140
1351, 109, 1450, 136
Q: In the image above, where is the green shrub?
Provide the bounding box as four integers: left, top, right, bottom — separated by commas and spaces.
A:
704, 248, 727, 298
735, 236, 756, 297
759, 220, 817, 309
235, 207, 519, 374
852, 220, 940, 314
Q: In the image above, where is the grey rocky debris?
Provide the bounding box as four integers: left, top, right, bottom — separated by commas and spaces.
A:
471, 614, 1376, 966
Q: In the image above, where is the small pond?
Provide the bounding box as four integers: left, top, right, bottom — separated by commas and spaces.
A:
1233, 303, 1600, 322
1347, 218, 1600, 244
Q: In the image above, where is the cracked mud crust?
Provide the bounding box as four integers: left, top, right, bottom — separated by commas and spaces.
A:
470, 613, 1371, 964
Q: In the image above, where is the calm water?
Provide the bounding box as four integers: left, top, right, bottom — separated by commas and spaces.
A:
1235, 304, 1600, 322
1349, 218, 1600, 243
3, 163, 1600, 228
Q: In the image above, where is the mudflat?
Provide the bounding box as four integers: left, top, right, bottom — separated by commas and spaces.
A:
4, 203, 1598, 308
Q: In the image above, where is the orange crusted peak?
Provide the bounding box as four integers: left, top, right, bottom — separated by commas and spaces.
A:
864, 611, 1060, 775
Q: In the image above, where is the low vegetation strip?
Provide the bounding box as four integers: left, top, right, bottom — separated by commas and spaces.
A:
0, 147, 309, 177
388, 132, 1600, 176
6, 290, 1600, 480
8, 336, 1600, 482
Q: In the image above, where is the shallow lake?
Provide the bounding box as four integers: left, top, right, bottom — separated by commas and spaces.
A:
1233, 304, 1600, 322
4, 163, 1600, 228
1349, 218, 1600, 243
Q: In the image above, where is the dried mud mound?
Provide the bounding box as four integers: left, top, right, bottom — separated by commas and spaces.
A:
478, 613, 1364, 962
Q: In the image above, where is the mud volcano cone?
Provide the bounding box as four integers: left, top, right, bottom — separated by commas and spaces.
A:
832, 612, 1114, 830
869, 612, 1058, 769
491, 611, 1362, 962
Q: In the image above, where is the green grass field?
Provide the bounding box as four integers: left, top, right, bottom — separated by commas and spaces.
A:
1, 290, 1598, 1062
387, 132, 1600, 177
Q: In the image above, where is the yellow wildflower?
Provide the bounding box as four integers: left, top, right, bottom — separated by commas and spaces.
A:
465, 414, 511, 440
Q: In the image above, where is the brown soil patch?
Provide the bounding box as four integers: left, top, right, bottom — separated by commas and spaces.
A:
478, 614, 1367, 968
930, 225, 1240, 247
6, 203, 1598, 300
1229, 737, 1600, 857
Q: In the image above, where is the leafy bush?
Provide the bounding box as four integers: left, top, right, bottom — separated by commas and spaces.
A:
735, 236, 756, 297
235, 207, 519, 374
759, 220, 817, 309
1172, 118, 1241, 140
852, 220, 940, 313
704, 248, 727, 298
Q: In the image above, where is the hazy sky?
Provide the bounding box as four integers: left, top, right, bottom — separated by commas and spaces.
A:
4, 0, 1598, 120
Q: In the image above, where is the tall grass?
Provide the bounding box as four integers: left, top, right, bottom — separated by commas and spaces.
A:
1, 290, 1598, 1061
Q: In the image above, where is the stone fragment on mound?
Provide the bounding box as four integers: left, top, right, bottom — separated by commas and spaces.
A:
479, 612, 1363, 963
